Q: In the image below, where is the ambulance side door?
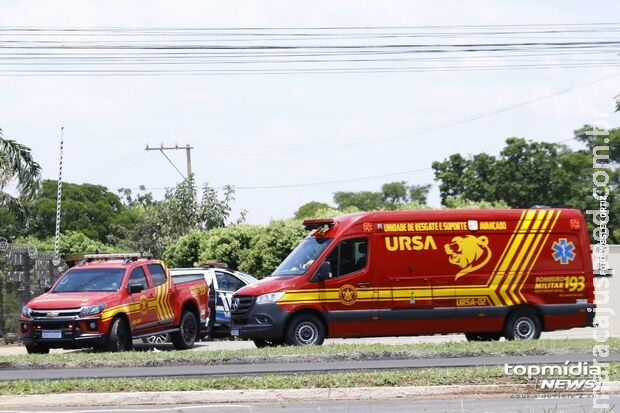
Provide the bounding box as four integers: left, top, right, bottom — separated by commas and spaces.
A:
317, 237, 375, 337
379, 232, 449, 335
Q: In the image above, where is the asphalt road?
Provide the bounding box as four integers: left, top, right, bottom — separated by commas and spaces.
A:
0, 397, 617, 413
1, 353, 618, 381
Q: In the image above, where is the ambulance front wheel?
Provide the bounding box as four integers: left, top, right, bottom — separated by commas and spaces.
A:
504, 310, 541, 340
285, 314, 325, 346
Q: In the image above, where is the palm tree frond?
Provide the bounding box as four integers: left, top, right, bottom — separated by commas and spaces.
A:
0, 129, 42, 202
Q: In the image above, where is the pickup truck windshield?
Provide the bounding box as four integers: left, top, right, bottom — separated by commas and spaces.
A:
273, 237, 333, 276
53, 268, 125, 292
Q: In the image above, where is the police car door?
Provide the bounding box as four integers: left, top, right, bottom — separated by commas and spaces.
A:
214, 271, 247, 326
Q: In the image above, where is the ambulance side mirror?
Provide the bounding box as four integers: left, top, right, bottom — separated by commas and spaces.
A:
312, 261, 332, 282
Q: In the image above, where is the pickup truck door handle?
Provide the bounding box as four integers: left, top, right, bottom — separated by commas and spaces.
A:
357, 282, 371, 288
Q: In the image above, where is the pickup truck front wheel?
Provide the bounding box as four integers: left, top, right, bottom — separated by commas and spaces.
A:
172, 311, 197, 350
105, 317, 132, 352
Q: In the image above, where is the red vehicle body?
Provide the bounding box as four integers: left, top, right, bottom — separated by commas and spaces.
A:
20, 254, 209, 353
231, 209, 595, 346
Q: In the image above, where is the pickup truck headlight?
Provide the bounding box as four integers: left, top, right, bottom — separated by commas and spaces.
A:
79, 304, 106, 317
21, 306, 32, 318
256, 291, 285, 305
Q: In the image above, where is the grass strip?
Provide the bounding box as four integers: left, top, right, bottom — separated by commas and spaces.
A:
0, 338, 615, 369
1, 363, 617, 396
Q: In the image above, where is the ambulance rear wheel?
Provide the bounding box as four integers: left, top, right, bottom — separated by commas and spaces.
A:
504, 310, 541, 340
285, 314, 325, 346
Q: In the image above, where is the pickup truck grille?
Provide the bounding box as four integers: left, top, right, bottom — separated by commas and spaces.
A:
31, 308, 81, 319
231, 296, 254, 325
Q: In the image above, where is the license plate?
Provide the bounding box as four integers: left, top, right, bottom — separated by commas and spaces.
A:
41, 330, 62, 339
231, 327, 239, 337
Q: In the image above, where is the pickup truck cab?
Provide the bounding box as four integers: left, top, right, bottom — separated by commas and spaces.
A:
19, 253, 209, 353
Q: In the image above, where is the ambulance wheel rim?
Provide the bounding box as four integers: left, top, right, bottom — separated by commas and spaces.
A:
513, 317, 535, 339
295, 321, 318, 345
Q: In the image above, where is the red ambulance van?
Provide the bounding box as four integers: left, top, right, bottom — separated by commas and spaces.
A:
231, 208, 595, 347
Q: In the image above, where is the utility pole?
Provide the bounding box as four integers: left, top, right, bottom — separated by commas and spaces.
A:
145, 143, 194, 180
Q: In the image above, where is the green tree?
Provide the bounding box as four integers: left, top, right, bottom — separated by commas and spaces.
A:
131, 178, 244, 258
334, 181, 431, 212
16, 231, 116, 255
162, 230, 207, 268
381, 181, 409, 209
25, 180, 137, 244
0, 129, 41, 215
293, 201, 332, 219
409, 184, 431, 204
433, 138, 574, 208
242, 220, 306, 277
334, 191, 384, 211
432, 131, 620, 243
198, 225, 262, 273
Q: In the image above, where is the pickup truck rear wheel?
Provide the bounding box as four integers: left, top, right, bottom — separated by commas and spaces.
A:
172, 311, 197, 350
285, 314, 325, 346
106, 317, 132, 352
25, 344, 50, 354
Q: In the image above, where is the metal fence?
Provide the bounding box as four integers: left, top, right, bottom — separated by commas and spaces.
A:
0, 241, 64, 341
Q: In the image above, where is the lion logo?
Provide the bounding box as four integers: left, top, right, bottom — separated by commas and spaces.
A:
444, 235, 492, 280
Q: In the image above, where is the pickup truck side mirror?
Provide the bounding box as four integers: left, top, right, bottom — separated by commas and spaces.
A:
43, 285, 52, 293
311, 261, 332, 282
128, 283, 144, 294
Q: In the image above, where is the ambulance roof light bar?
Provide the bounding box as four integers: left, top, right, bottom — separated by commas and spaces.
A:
303, 219, 335, 231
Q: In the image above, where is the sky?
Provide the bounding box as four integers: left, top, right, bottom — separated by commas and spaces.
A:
1, 0, 620, 224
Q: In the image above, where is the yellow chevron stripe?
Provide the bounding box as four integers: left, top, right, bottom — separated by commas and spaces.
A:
487, 211, 528, 295
490, 210, 535, 305
155, 285, 164, 320
164, 282, 174, 319
509, 210, 554, 304
516, 210, 561, 303
162, 283, 170, 320
500, 210, 546, 305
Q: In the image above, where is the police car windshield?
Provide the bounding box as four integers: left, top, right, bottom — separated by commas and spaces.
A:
273, 237, 333, 276
53, 268, 125, 292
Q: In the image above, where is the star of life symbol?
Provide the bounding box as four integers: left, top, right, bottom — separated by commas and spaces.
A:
552, 238, 576, 265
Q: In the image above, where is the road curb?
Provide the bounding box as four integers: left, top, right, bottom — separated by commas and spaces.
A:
1, 382, 619, 408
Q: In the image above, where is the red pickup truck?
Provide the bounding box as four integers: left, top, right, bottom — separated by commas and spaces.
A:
19, 254, 209, 353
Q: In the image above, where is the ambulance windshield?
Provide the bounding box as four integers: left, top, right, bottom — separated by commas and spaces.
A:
273, 237, 333, 276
